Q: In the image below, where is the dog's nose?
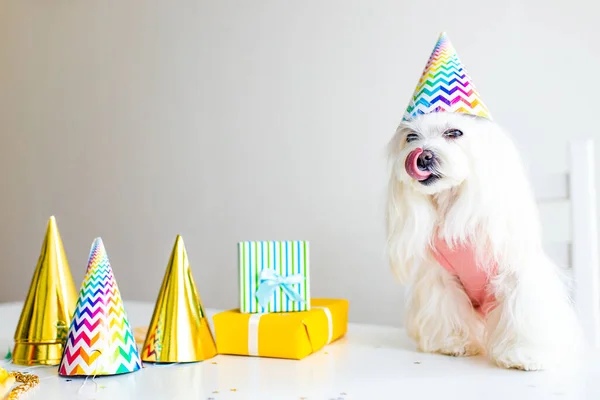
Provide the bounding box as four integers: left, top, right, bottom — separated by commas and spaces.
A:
417, 150, 434, 169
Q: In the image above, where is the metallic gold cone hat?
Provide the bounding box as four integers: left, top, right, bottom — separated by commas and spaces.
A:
12, 216, 78, 365
142, 235, 217, 363
58, 237, 142, 376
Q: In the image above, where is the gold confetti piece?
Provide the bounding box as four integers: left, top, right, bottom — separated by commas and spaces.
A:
211, 362, 217, 365
324, 352, 329, 355
212, 390, 219, 394
230, 388, 237, 392
6, 372, 40, 400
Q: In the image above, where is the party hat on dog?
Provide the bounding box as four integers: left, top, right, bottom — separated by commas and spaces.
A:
403, 32, 492, 121
141, 235, 217, 363
58, 237, 141, 376
13, 216, 78, 365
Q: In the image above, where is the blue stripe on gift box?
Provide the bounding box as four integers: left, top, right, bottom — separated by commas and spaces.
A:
285, 241, 290, 312
292, 241, 297, 312
305, 241, 309, 310
249, 241, 252, 313
278, 241, 283, 312
297, 241, 301, 311
266, 241, 270, 313
255, 241, 260, 313
261, 241, 266, 313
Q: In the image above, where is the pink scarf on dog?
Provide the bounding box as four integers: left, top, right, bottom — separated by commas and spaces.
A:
431, 237, 496, 316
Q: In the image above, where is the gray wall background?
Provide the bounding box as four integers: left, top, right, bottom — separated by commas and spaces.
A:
0, 0, 598, 326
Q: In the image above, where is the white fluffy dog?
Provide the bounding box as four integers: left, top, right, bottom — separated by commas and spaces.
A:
385, 111, 582, 371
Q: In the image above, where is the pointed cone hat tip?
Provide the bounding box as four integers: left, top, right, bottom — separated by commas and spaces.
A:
402, 31, 492, 122
172, 235, 188, 261
46, 215, 58, 235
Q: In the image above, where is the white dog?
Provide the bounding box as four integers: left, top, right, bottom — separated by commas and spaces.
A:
385, 111, 582, 370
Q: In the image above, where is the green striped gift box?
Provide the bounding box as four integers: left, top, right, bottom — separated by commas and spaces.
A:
238, 241, 310, 313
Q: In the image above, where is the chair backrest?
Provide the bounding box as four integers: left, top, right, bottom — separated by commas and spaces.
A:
534, 139, 600, 348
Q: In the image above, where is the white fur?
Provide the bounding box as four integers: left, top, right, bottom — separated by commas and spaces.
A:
386, 112, 583, 371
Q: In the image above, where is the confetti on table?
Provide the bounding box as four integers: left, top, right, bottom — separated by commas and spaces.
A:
230, 388, 237, 392
4, 348, 11, 360
414, 361, 421, 365
6, 371, 40, 400
211, 362, 217, 365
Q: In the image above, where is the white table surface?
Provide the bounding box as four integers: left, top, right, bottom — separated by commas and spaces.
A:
1, 301, 600, 400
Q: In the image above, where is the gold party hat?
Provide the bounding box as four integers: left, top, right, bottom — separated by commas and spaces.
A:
142, 235, 217, 363
13, 216, 78, 365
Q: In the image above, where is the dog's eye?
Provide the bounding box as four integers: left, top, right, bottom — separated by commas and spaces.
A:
443, 129, 463, 139
406, 133, 419, 143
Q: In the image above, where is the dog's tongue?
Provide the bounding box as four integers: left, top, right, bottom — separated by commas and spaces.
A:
405, 148, 432, 181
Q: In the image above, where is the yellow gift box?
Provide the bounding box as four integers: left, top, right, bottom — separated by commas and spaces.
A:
213, 298, 348, 360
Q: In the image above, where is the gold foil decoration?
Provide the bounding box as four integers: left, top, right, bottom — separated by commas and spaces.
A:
12, 216, 78, 365
141, 235, 217, 363
6, 372, 39, 400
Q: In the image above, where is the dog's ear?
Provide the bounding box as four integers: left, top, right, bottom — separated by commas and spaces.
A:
386, 124, 408, 161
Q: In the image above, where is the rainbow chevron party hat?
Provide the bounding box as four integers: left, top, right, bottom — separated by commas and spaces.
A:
58, 237, 141, 376
403, 32, 491, 121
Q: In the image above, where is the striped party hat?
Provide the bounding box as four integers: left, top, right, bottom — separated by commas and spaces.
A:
403, 32, 492, 121
58, 237, 141, 376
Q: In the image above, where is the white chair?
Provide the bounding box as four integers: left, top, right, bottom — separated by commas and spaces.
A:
535, 139, 600, 348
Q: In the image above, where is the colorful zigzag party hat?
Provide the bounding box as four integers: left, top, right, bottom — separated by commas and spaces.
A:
403, 32, 491, 121
58, 237, 141, 376
142, 235, 217, 363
